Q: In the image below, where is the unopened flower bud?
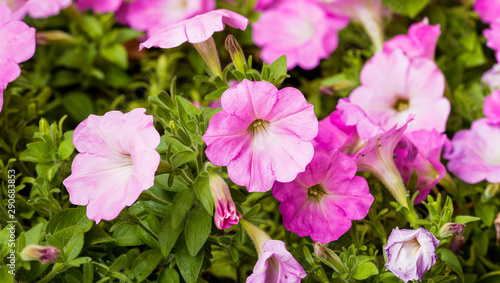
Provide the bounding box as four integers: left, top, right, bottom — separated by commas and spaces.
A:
313, 242, 344, 273
193, 37, 223, 78
485, 183, 500, 200
21, 245, 59, 263
450, 236, 465, 255
439, 223, 465, 238
36, 31, 76, 45
225, 34, 247, 73
209, 172, 241, 229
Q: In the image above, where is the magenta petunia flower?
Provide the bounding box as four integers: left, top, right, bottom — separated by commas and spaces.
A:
384, 18, 441, 60
474, 0, 500, 24
484, 90, 500, 123
385, 227, 439, 283
252, 0, 348, 70
349, 49, 449, 133
255, 0, 280, 11
209, 172, 241, 229
77, 0, 122, 13
484, 19, 500, 63
63, 108, 161, 223
202, 79, 318, 192
444, 118, 500, 184
3, 0, 71, 20
273, 148, 373, 243
394, 130, 448, 204
246, 240, 307, 282
125, 0, 215, 36
0, 3, 36, 111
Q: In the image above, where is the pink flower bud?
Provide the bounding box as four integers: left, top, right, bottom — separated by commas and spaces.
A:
21, 245, 59, 263
209, 172, 241, 229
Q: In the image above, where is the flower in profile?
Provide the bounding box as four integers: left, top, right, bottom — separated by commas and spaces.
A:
439, 223, 465, 238
482, 64, 500, 90
312, 110, 359, 152
124, 0, 215, 36
63, 108, 161, 223
252, 0, 348, 70
394, 130, 448, 204
209, 172, 241, 229
349, 49, 449, 133
203, 79, 317, 192
77, 0, 123, 13
473, 0, 500, 24
21, 245, 59, 263
384, 18, 441, 60
484, 19, 500, 62
5, 0, 71, 20
241, 219, 306, 282
273, 148, 373, 243
385, 227, 439, 283
0, 3, 36, 111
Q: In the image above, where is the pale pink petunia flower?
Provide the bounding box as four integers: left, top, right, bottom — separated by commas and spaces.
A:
384, 18, 441, 60
209, 172, 241, 229
252, 0, 348, 70
482, 64, 500, 90
473, 0, 500, 24
349, 49, 449, 133
394, 130, 448, 204
484, 90, 500, 123
385, 227, 439, 283
63, 108, 161, 223
77, 0, 123, 13
272, 148, 373, 243
0, 3, 36, 111
484, 19, 500, 62
126, 0, 215, 37
202, 79, 318, 192
1, 0, 71, 20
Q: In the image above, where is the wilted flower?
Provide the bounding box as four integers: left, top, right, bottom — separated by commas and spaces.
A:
384, 18, 441, 60
439, 223, 465, 238
63, 108, 161, 223
252, 0, 348, 70
241, 219, 306, 282
272, 148, 373, 243
21, 245, 59, 263
209, 172, 241, 229
349, 49, 449, 133
203, 79, 318, 192
77, 0, 123, 13
0, 3, 36, 111
385, 227, 439, 282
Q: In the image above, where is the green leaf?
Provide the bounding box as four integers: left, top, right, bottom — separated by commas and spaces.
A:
159, 212, 183, 257
176, 237, 203, 283
185, 205, 212, 256
101, 43, 128, 69
81, 15, 103, 39
205, 87, 229, 100
47, 207, 93, 234
353, 262, 379, 280
193, 176, 214, 216
171, 151, 198, 168
58, 139, 75, 160
437, 247, 464, 283
114, 28, 144, 43
382, 0, 430, 18
62, 92, 95, 122
131, 249, 163, 282
171, 189, 195, 229
46, 226, 84, 263
453, 216, 481, 225
158, 267, 180, 283
112, 224, 145, 246
19, 141, 52, 163
268, 55, 287, 81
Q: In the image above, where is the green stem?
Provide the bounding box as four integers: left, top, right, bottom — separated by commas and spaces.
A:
38, 264, 65, 283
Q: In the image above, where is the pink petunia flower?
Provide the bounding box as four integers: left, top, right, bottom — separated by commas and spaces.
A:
77, 0, 122, 13
473, 0, 500, 24
484, 90, 500, 123
484, 19, 500, 63
349, 49, 449, 133
202, 79, 318, 192
272, 148, 373, 243
0, 3, 36, 111
394, 130, 448, 204
63, 108, 161, 223
125, 0, 215, 36
385, 227, 439, 283
252, 0, 348, 70
2, 0, 71, 20
209, 172, 241, 229
255, 0, 280, 11
384, 18, 441, 60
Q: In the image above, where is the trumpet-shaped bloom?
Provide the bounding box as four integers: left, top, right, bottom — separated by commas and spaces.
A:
273, 148, 373, 243
384, 18, 440, 60
209, 172, 241, 229
139, 9, 248, 50
247, 240, 307, 282
63, 108, 161, 223
349, 49, 449, 133
0, 3, 36, 111
77, 0, 122, 13
394, 130, 448, 204
385, 227, 439, 282
203, 79, 318, 192
252, 0, 348, 70
125, 0, 215, 36
484, 90, 500, 123
484, 20, 500, 63
2, 0, 71, 20
473, 0, 500, 24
